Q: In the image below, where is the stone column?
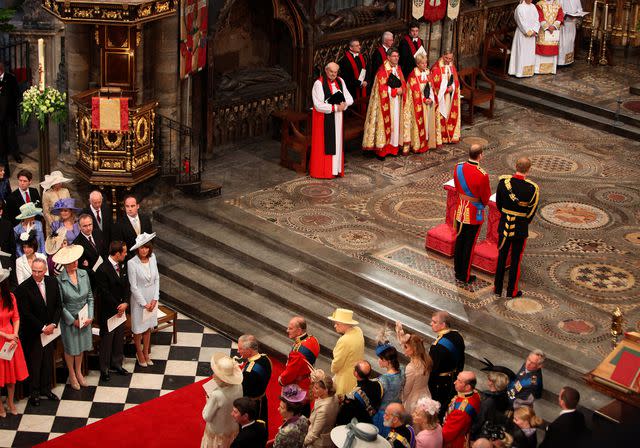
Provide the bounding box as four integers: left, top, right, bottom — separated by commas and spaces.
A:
149, 15, 180, 121
65, 24, 90, 152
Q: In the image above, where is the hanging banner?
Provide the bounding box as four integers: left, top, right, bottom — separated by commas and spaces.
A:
180, 0, 208, 80
412, 0, 425, 19
447, 0, 461, 20
424, 0, 447, 23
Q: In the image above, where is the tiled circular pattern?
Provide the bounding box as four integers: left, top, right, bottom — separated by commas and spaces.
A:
283, 208, 348, 232
540, 202, 610, 229
298, 183, 338, 199
462, 136, 489, 147
248, 190, 297, 213
624, 232, 640, 246
570, 264, 635, 292
320, 224, 385, 252
530, 154, 579, 173
558, 319, 596, 335
592, 187, 638, 206
371, 191, 444, 231
505, 298, 544, 314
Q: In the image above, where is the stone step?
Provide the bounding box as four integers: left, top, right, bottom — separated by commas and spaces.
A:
492, 83, 640, 141
153, 205, 611, 413
155, 203, 598, 378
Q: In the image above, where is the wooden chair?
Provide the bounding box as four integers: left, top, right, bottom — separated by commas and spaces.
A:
458, 67, 496, 125
482, 28, 514, 78
277, 110, 312, 174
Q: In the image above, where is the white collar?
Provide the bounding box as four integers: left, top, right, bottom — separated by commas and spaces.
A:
90, 205, 99, 213
559, 409, 576, 415
108, 256, 118, 267
383, 45, 389, 51
350, 51, 359, 57
83, 232, 93, 239
241, 420, 256, 429
128, 214, 139, 221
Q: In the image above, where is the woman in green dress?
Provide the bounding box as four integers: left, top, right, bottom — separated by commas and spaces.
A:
53, 245, 94, 390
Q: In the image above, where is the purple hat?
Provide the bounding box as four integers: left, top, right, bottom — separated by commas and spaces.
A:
281, 384, 307, 403
51, 198, 82, 215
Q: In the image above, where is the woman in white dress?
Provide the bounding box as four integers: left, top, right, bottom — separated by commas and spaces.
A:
396, 321, 433, 413
127, 232, 159, 367
40, 171, 72, 234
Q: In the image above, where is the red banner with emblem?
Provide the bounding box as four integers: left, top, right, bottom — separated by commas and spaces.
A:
180, 0, 208, 79
423, 0, 447, 23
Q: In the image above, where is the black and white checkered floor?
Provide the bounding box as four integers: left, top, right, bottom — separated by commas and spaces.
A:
0, 310, 234, 447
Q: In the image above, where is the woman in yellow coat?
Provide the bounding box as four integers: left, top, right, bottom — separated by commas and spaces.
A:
328, 308, 364, 396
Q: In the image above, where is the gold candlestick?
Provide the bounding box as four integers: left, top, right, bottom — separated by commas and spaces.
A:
611, 307, 624, 347
586, 0, 599, 64
599, 2, 609, 65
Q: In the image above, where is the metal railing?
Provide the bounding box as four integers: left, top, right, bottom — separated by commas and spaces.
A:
0, 39, 30, 85
155, 113, 205, 190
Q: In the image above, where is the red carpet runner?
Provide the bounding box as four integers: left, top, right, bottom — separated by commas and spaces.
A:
37, 357, 285, 447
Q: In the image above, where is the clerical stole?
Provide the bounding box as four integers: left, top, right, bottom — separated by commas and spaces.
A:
403, 68, 442, 154
362, 61, 406, 157
536, 1, 564, 56
403, 35, 423, 56
345, 51, 367, 100
431, 58, 460, 144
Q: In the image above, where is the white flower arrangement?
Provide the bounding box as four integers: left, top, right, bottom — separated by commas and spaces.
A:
20, 85, 67, 129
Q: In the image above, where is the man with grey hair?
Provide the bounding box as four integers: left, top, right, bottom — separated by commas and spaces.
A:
507, 349, 545, 407
384, 402, 415, 447
310, 61, 353, 179
339, 39, 368, 110
82, 189, 113, 242
237, 334, 272, 425
368, 31, 394, 91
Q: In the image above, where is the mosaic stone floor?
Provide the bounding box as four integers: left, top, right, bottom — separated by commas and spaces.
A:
507, 59, 640, 117
228, 99, 640, 361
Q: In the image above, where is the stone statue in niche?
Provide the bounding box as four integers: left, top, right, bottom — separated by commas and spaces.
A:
317, 1, 397, 32
215, 66, 293, 100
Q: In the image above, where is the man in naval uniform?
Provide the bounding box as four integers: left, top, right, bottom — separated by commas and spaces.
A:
385, 402, 416, 448
494, 157, 540, 298
507, 350, 545, 408
237, 334, 272, 426
429, 310, 466, 421
335, 360, 383, 425
453, 144, 491, 284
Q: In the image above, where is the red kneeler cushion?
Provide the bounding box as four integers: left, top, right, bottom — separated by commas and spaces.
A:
426, 224, 457, 257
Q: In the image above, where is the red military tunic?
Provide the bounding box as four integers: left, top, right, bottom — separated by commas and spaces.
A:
278, 333, 320, 391
453, 160, 491, 226
442, 390, 481, 448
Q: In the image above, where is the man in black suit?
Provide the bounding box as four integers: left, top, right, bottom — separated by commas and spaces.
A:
230, 397, 268, 448
15, 258, 62, 405
112, 195, 152, 260
5, 169, 42, 226
399, 21, 424, 78
82, 190, 113, 244
335, 360, 383, 426
0, 62, 22, 170
74, 214, 107, 286
95, 240, 129, 381
338, 39, 368, 112
540, 386, 589, 447
0, 200, 15, 272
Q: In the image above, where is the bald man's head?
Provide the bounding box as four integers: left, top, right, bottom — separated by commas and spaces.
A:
454, 371, 476, 393
354, 360, 371, 379
286, 316, 306, 339
469, 144, 484, 160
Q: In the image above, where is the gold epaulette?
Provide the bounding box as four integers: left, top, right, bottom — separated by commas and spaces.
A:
499, 174, 512, 181
525, 178, 540, 191
477, 166, 487, 175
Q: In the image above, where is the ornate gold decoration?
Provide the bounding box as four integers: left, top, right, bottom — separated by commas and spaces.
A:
136, 30, 142, 47
73, 8, 94, 19
156, 1, 170, 13
80, 116, 91, 143
94, 27, 100, 45
611, 307, 624, 347
139, 4, 152, 18
102, 132, 124, 149
101, 158, 125, 170
135, 117, 149, 145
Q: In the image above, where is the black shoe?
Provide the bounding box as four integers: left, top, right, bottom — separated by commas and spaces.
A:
494, 289, 502, 297
100, 371, 111, 382
111, 366, 129, 376
29, 395, 40, 407
43, 391, 59, 401
13, 153, 22, 164
375, 155, 386, 161
509, 290, 523, 298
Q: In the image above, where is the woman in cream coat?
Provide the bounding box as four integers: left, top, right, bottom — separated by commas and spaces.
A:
201, 353, 243, 448
305, 370, 340, 448
127, 233, 159, 367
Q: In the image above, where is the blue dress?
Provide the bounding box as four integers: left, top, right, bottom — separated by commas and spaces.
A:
57, 269, 94, 356
372, 369, 405, 437
13, 221, 46, 256
50, 221, 81, 244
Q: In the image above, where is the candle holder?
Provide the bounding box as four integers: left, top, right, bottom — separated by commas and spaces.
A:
586, 0, 599, 64
599, 29, 609, 65
611, 307, 624, 348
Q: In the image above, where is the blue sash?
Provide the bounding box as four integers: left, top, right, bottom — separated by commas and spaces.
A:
437, 336, 461, 366
246, 361, 269, 383
454, 399, 478, 419
456, 163, 485, 222
297, 344, 317, 366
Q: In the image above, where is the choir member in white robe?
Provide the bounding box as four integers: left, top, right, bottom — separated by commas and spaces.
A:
558, 0, 584, 66
310, 62, 354, 179
508, 0, 540, 78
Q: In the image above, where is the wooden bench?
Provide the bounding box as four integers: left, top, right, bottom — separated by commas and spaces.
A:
459, 67, 496, 125
482, 28, 514, 79
277, 97, 367, 174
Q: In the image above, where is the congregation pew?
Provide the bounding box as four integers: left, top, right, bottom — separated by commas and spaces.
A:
481, 28, 514, 79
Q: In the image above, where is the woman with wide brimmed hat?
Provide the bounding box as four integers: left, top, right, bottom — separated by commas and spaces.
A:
15, 230, 48, 285
330, 420, 391, 448
274, 384, 310, 448
50, 198, 82, 244
0, 266, 29, 417
127, 232, 159, 367
13, 202, 46, 257
53, 244, 94, 390
201, 353, 243, 448
44, 227, 68, 277
40, 170, 72, 231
